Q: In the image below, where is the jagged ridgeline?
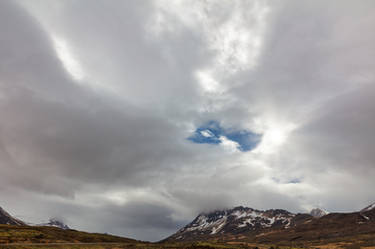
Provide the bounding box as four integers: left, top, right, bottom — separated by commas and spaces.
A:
165, 203, 375, 243
166, 206, 310, 241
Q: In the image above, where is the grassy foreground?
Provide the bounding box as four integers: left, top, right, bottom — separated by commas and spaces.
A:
0, 241, 374, 249
0, 241, 251, 249
1, 225, 374, 248
0, 241, 276, 249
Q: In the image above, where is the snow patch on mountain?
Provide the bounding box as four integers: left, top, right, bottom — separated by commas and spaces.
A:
174, 206, 296, 240
166, 203, 375, 242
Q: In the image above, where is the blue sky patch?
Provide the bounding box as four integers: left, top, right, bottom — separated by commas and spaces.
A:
188, 121, 262, 152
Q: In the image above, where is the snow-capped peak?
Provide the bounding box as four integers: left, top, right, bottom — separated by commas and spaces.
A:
361, 202, 375, 213
172, 206, 296, 240
310, 208, 329, 218
37, 218, 70, 230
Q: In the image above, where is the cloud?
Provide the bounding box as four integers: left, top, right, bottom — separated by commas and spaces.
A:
200, 130, 215, 138
0, 0, 374, 242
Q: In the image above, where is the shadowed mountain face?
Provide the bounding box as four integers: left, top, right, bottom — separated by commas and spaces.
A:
0, 207, 25, 225
165, 203, 375, 243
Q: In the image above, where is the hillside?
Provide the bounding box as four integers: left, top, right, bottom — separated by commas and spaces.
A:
0, 224, 137, 244
0, 206, 136, 244
253, 207, 375, 245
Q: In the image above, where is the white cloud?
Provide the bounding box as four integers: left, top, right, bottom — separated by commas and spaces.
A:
195, 70, 221, 93
52, 34, 85, 81
219, 136, 240, 153
200, 129, 214, 138
253, 121, 297, 154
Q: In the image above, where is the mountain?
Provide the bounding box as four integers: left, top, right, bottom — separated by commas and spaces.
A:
252, 204, 375, 245
0, 206, 25, 225
166, 206, 312, 242
37, 218, 70, 229
165, 203, 375, 245
309, 208, 328, 218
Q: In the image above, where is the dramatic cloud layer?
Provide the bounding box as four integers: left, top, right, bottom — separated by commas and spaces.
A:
1, 0, 375, 241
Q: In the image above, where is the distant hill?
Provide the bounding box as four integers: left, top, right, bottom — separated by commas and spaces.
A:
0, 206, 136, 244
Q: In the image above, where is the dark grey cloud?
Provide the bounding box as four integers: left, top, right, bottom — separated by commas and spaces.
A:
0, 0, 375, 242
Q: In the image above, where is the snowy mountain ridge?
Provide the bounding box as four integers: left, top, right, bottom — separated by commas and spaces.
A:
168, 206, 301, 241
166, 202, 375, 242
183, 207, 294, 234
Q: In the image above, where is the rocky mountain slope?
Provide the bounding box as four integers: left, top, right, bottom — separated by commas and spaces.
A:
165, 203, 375, 244
253, 204, 375, 245
0, 206, 25, 225
166, 206, 313, 241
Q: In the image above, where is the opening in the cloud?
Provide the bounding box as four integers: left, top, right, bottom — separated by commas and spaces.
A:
188, 121, 261, 152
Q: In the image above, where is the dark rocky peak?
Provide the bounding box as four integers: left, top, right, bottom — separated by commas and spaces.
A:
0, 206, 25, 225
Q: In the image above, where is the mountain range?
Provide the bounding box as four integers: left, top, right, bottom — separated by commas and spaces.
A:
165, 203, 375, 244
1, 202, 375, 245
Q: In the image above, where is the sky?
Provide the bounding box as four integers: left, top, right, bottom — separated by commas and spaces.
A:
0, 0, 375, 242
